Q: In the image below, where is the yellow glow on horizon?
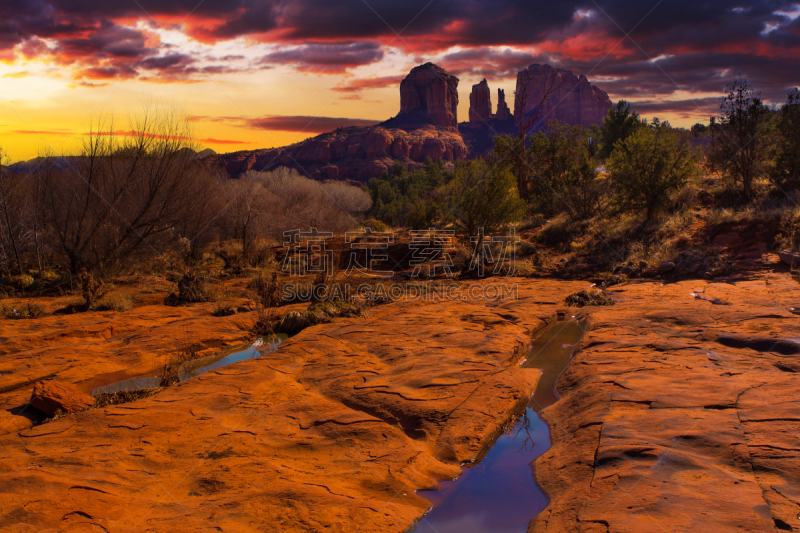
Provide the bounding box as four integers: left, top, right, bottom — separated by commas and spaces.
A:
1, 38, 704, 163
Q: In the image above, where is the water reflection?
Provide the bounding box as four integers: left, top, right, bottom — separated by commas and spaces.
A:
412, 320, 585, 533
91, 334, 286, 396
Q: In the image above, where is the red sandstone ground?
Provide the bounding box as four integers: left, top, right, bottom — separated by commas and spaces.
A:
0, 277, 585, 532
1, 264, 799, 532
533, 270, 800, 533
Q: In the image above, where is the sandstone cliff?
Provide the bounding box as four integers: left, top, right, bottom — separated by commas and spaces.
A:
514, 64, 611, 129
204, 63, 467, 181
383, 62, 459, 130
468, 79, 492, 124
496, 88, 512, 121
202, 125, 467, 182
201, 62, 613, 180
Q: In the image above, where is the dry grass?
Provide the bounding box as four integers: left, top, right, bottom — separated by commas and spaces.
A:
160, 330, 201, 386
565, 290, 614, 307
90, 292, 134, 312
164, 271, 218, 306
211, 301, 238, 317
0, 301, 45, 319
93, 388, 163, 408
275, 300, 366, 336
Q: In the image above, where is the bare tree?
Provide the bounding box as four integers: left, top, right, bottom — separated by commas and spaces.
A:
40, 109, 206, 272
0, 149, 25, 274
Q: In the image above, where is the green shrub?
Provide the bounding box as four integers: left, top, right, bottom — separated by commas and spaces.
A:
773, 88, 800, 186
608, 122, 699, 221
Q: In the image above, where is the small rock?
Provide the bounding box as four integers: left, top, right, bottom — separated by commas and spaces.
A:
236, 306, 250, 314
659, 261, 675, 273
688, 263, 700, 274
620, 266, 633, 276
704, 272, 714, 280
30, 380, 95, 417
639, 260, 648, 269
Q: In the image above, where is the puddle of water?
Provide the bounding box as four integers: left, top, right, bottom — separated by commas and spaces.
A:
411, 320, 585, 533
91, 334, 287, 396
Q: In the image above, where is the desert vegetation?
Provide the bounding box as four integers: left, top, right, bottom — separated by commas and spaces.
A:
0, 110, 372, 302
360, 76, 800, 280
1, 78, 799, 316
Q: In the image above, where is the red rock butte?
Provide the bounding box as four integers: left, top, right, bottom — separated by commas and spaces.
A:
388, 62, 460, 130
204, 62, 612, 181
468, 79, 493, 124
514, 64, 612, 129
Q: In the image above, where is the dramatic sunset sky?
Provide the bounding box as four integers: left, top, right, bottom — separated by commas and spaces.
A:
2, 0, 800, 161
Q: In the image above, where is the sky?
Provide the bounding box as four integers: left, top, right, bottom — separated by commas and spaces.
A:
1, 0, 800, 162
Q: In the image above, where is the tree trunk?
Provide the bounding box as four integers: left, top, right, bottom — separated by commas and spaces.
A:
1, 200, 22, 275
516, 134, 529, 200
743, 172, 753, 200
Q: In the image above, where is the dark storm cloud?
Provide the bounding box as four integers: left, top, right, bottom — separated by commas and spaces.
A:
2, 0, 800, 115
260, 41, 385, 72
274, 0, 578, 46
630, 97, 720, 119
56, 20, 153, 59
439, 48, 537, 78
551, 50, 800, 106
331, 75, 405, 92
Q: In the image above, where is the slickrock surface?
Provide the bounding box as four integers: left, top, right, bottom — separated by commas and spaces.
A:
0, 292, 259, 435
5, 271, 797, 533
0, 279, 585, 533
514, 64, 612, 129
532, 272, 800, 533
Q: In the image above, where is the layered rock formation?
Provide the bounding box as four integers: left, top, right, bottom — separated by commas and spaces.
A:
514, 64, 611, 129
496, 88, 512, 120
202, 124, 467, 182
460, 81, 517, 155
468, 79, 492, 124
199, 62, 614, 179
203, 63, 467, 181
384, 62, 459, 130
